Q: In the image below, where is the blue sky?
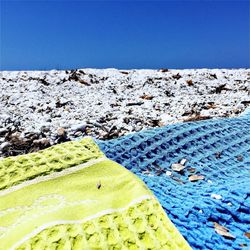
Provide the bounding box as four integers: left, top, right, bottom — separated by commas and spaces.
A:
0, 0, 249, 70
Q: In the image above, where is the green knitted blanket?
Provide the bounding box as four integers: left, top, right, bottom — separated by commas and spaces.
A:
0, 138, 190, 250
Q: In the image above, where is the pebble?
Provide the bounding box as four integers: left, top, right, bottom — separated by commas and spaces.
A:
236, 103, 244, 110
200, 110, 211, 117
0, 142, 11, 151
33, 138, 50, 146
0, 128, 8, 137
159, 114, 176, 125
0, 68, 249, 158
70, 123, 87, 132
57, 127, 66, 136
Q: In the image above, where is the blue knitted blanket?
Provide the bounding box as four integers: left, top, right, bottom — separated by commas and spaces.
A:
97, 110, 250, 250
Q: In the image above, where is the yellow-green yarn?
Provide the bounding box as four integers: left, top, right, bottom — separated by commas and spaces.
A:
17, 199, 188, 250
0, 138, 104, 191
0, 138, 191, 250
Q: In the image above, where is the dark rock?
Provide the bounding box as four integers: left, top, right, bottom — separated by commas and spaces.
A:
159, 68, 169, 73
172, 73, 182, 80
126, 102, 144, 106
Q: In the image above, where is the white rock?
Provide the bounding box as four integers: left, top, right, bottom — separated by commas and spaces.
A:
70, 123, 87, 132
0, 142, 11, 151
200, 109, 211, 117
236, 103, 244, 110
159, 114, 175, 125
0, 68, 249, 158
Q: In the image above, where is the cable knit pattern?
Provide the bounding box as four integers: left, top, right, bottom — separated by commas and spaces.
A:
98, 110, 250, 250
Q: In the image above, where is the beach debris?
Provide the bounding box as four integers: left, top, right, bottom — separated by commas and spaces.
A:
244, 232, 250, 239
236, 155, 243, 161
188, 175, 205, 182
70, 123, 88, 133
183, 115, 212, 122
215, 152, 222, 159
142, 170, 151, 175
55, 98, 73, 108
142, 169, 154, 177
171, 176, 185, 184
78, 79, 91, 86
180, 158, 187, 165
57, 127, 66, 137
172, 73, 182, 80
210, 73, 217, 79
187, 167, 196, 173
0, 68, 249, 158
186, 80, 193, 86
213, 222, 235, 239
0, 142, 11, 151
171, 163, 186, 172
126, 101, 144, 106
96, 181, 102, 189
55, 127, 69, 143
159, 68, 169, 72
165, 171, 172, 176
154, 165, 165, 176
215, 84, 228, 94
207, 102, 217, 109
33, 138, 50, 147
140, 94, 154, 100
159, 114, 176, 125
239, 243, 247, 247
120, 71, 129, 75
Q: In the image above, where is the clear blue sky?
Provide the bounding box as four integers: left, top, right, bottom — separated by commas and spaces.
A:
0, 0, 249, 70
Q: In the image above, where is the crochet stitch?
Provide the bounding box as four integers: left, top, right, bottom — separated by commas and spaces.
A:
98, 110, 250, 250
0, 138, 190, 250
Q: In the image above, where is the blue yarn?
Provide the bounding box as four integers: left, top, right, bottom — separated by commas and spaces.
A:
97, 110, 250, 250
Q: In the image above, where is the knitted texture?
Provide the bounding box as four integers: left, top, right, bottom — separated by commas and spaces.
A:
98, 111, 250, 250
0, 138, 190, 250
17, 199, 187, 250
0, 138, 104, 191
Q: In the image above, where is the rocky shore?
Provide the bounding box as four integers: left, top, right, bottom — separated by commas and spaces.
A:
0, 68, 249, 157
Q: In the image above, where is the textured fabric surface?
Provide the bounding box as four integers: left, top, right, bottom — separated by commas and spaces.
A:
0, 138, 190, 250
98, 110, 250, 250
